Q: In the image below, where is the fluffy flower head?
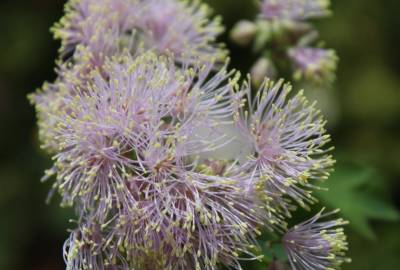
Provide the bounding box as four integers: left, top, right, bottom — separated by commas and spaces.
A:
40, 51, 264, 270
234, 79, 334, 214
53, 0, 225, 66
53, 0, 133, 59
133, 0, 226, 63
283, 209, 350, 270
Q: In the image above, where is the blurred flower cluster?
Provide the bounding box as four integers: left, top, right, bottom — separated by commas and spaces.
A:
231, 0, 338, 86
29, 0, 349, 269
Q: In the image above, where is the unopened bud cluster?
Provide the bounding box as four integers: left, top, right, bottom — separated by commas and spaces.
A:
231, 0, 338, 85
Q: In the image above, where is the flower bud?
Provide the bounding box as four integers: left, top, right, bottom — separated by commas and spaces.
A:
288, 47, 338, 83
250, 57, 276, 87
230, 20, 257, 46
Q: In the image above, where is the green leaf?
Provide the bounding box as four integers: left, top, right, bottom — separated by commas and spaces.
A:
316, 165, 399, 239
237, 239, 289, 270
253, 20, 272, 52
270, 243, 287, 262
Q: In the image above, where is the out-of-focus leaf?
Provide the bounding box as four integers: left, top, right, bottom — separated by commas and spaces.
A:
267, 260, 288, 270
343, 223, 400, 270
238, 240, 288, 270
362, 199, 399, 221
239, 258, 266, 270
270, 243, 287, 262
345, 65, 400, 124
253, 21, 272, 52
316, 165, 400, 239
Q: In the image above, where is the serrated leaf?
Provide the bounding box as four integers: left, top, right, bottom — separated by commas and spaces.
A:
316, 165, 399, 239
362, 198, 400, 221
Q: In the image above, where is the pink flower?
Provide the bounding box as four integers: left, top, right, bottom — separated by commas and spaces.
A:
233, 79, 334, 216
283, 209, 350, 270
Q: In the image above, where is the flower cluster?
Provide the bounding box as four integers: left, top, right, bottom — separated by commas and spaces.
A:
30, 1, 349, 270
231, 0, 337, 85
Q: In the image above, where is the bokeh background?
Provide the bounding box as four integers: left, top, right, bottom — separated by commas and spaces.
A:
0, 0, 399, 269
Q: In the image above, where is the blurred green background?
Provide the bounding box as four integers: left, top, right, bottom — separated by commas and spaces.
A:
0, 0, 399, 269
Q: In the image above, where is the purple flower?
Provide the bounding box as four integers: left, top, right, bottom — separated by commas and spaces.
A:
53, 0, 133, 59
29, 81, 66, 154
283, 209, 350, 270
29, 55, 109, 155
132, 0, 226, 64
30, 2, 350, 269
122, 171, 262, 270
63, 221, 127, 270
288, 47, 338, 83
233, 79, 334, 215
51, 51, 263, 270
53, 0, 225, 66
261, 0, 331, 21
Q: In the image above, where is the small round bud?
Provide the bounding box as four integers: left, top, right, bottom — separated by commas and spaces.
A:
250, 57, 276, 87
230, 20, 257, 46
